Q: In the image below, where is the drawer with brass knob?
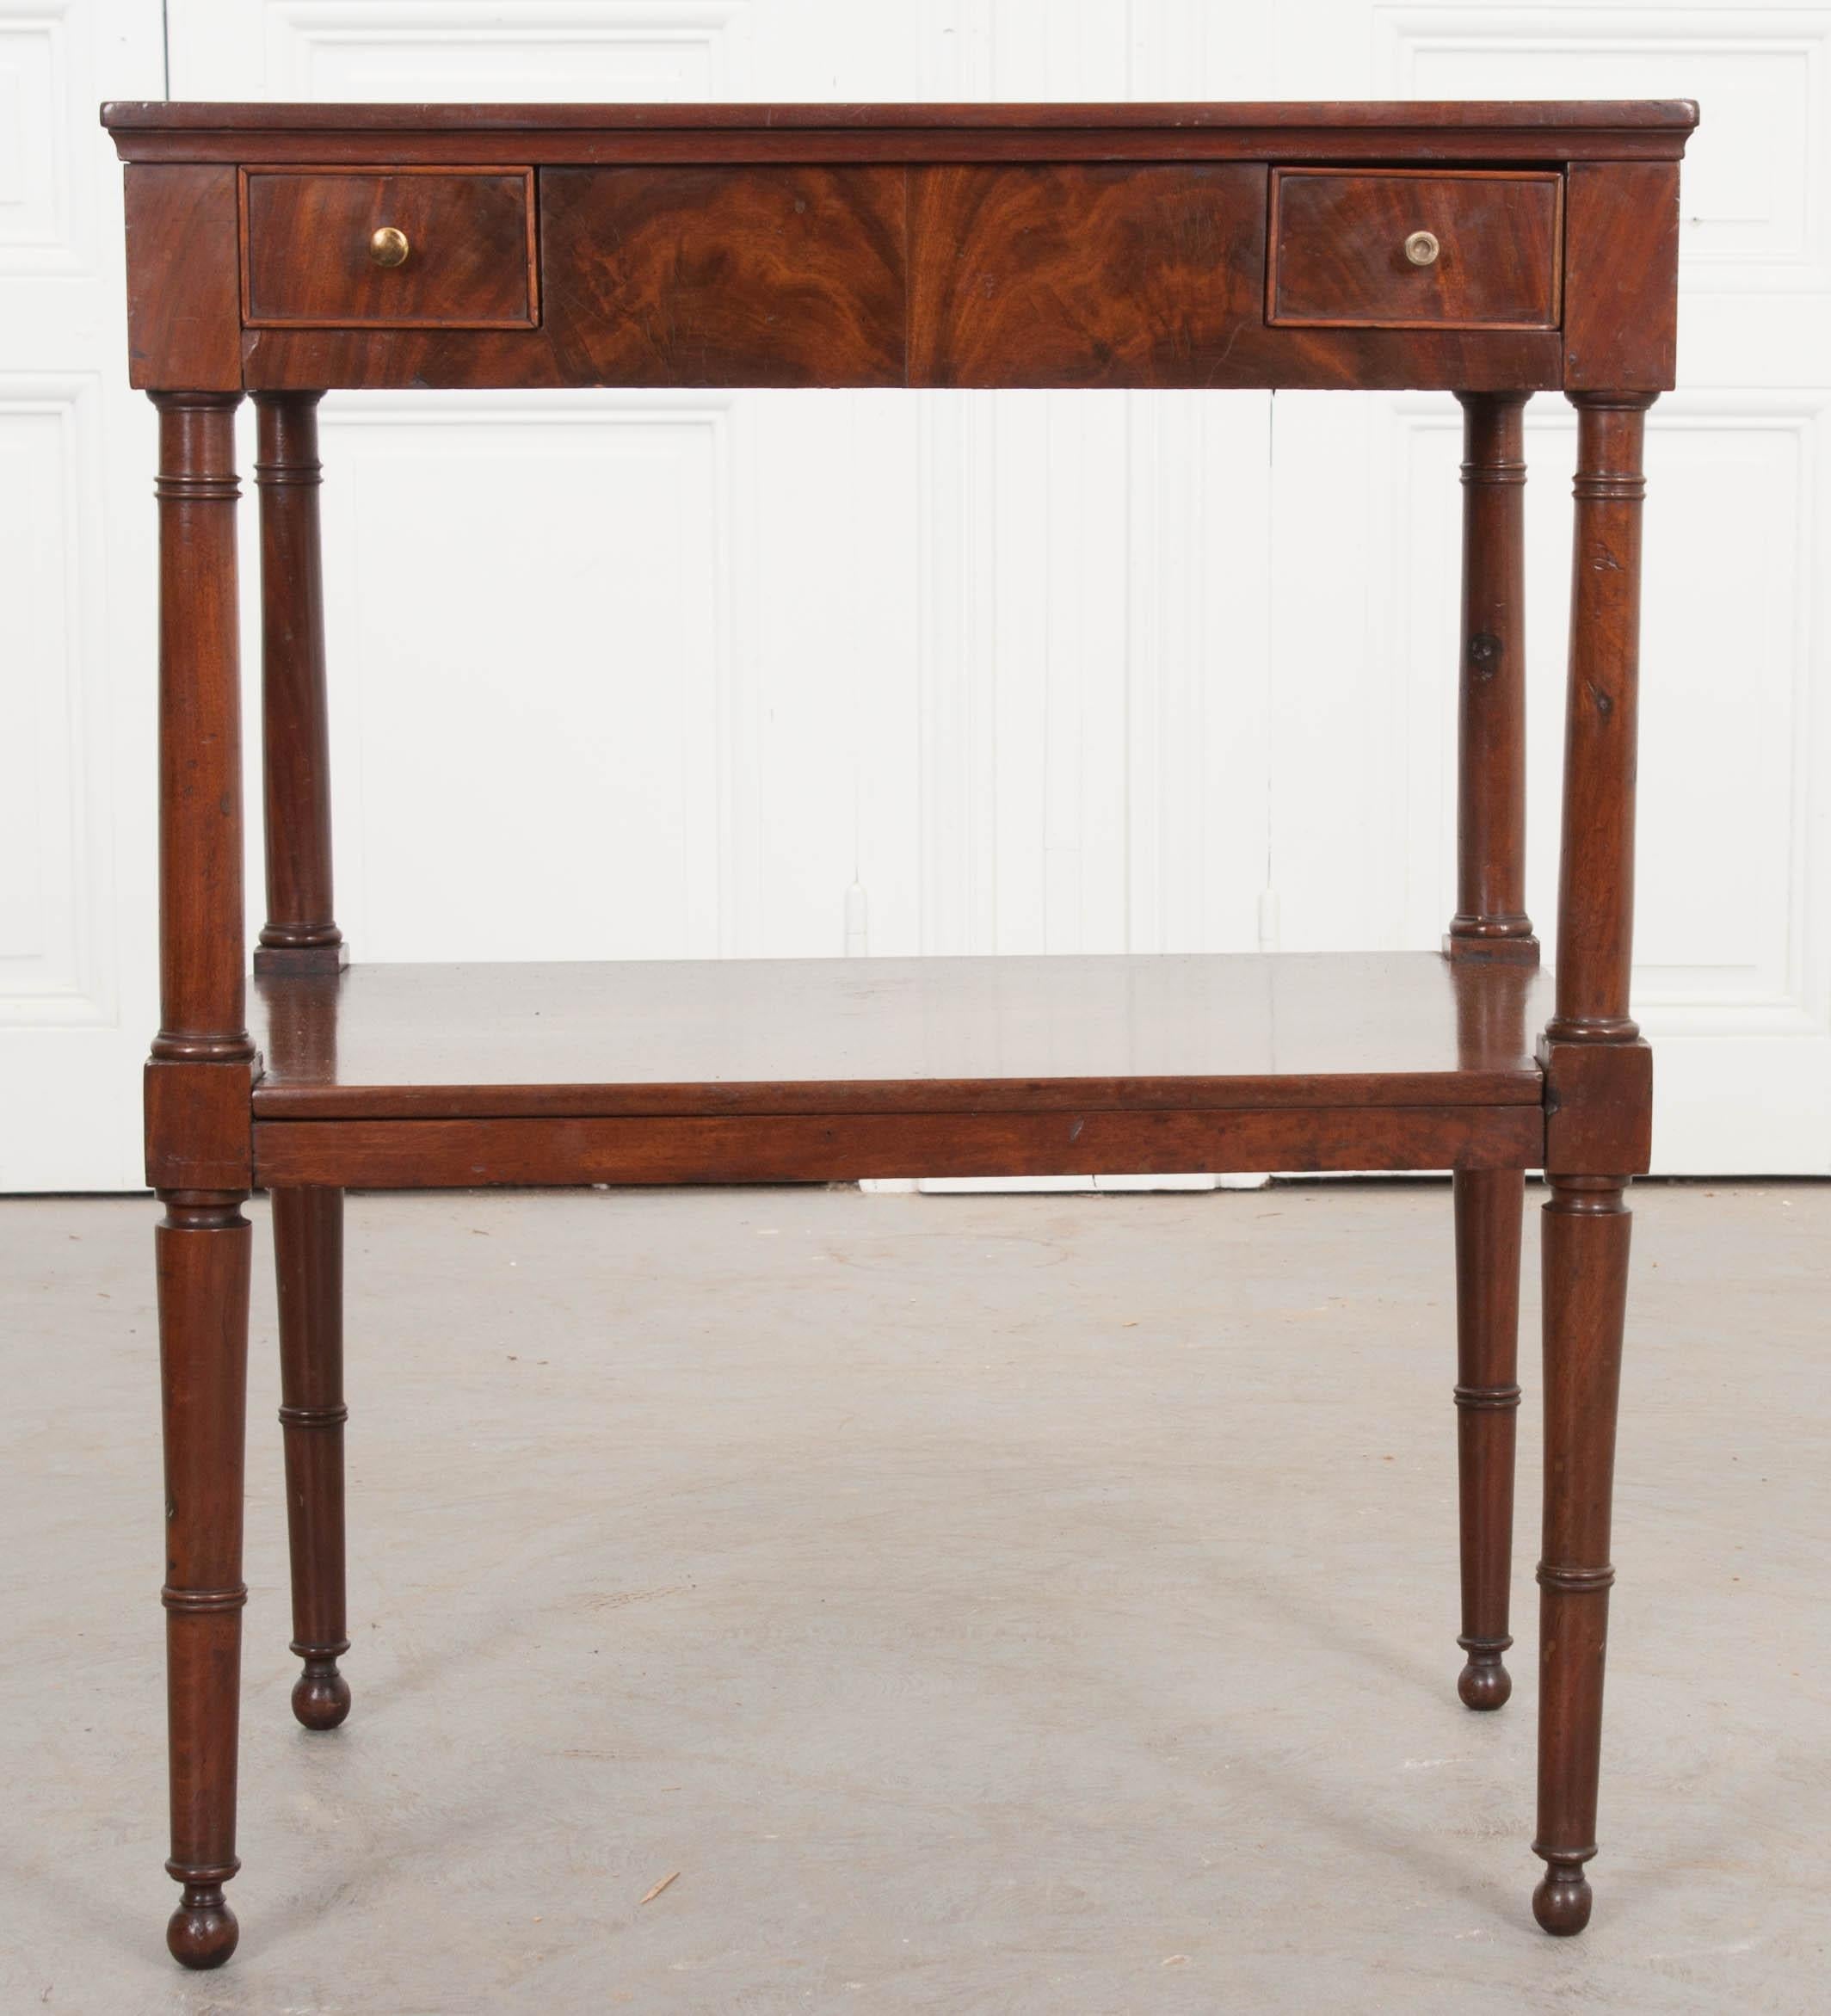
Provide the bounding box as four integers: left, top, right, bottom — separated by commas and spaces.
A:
1267, 169, 1562, 331
239, 168, 539, 329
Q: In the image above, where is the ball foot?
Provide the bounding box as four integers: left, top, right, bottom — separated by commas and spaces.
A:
167, 1885, 238, 1969
1457, 1652, 1513, 1711
292, 1657, 352, 1731
1532, 1864, 1594, 1936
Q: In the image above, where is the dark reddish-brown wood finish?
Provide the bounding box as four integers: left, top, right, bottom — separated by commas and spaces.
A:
151, 394, 251, 1070
1444, 385, 1534, 1720
541, 165, 905, 386
157, 1195, 251, 1970
105, 104, 1700, 397
249, 952, 1550, 1120
1534, 1175, 1632, 1935
1529, 385, 1655, 1934
253, 1105, 1546, 1190
149, 391, 254, 1970
273, 1188, 351, 1730
1447, 392, 1537, 963
123, 167, 241, 391
237, 301, 1568, 394
1563, 165, 1681, 392
252, 393, 342, 975
1269, 170, 1560, 330
909, 163, 1267, 388
1541, 1035, 1654, 1176
110, 100, 1689, 1966
1549, 396, 1651, 1046
146, 393, 256, 1197
241, 168, 538, 328
101, 98, 1700, 166
1452, 1168, 1524, 1710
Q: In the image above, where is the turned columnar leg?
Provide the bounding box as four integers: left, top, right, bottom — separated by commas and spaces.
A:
253, 391, 342, 975
1446, 392, 1534, 1711
150, 391, 254, 1969
1534, 1176, 1631, 1935
1446, 391, 1536, 965
274, 1189, 352, 1729
1452, 1168, 1523, 1709
157, 1197, 251, 1969
253, 391, 353, 1731
1532, 391, 1655, 1936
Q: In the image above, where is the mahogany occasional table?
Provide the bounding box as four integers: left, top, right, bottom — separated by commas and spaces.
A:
102, 97, 1695, 1969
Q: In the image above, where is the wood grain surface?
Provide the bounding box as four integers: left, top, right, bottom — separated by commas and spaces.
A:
238, 300, 1566, 393
108, 110, 1699, 396
1548, 396, 1652, 1045
102, 99, 1700, 170
251, 952, 1550, 1120
1563, 163, 1681, 391
1446, 391, 1538, 960
123, 166, 241, 390
252, 393, 344, 972
241, 159, 1566, 391
909, 163, 1268, 388
114, 95, 1690, 1964
541, 166, 905, 386
1270, 170, 1560, 330
252, 1104, 1546, 1188
242, 169, 536, 328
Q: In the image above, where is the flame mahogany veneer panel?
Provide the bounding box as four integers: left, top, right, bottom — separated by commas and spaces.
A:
909, 163, 1272, 388
539, 165, 907, 387
540, 163, 1287, 391
238, 163, 1563, 391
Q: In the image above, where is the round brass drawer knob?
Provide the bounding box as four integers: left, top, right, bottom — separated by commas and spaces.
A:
1403, 229, 1440, 268
367, 225, 410, 269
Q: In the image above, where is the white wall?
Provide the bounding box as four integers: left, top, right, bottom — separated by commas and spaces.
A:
3, 1, 1827, 1187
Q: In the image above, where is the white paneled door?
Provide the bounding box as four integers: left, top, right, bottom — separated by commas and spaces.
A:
4, 3, 1826, 1187
0, 0, 163, 1189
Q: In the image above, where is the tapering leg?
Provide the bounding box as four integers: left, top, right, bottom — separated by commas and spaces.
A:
1443, 394, 1534, 1710
1531, 392, 1655, 1934
274, 1187, 351, 1729
250, 396, 349, 1728
1452, 1168, 1523, 1709
158, 1194, 252, 1969
1533, 1176, 1631, 1934
148, 390, 255, 1967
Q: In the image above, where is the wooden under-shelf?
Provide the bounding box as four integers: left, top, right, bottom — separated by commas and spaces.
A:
250, 951, 1549, 1186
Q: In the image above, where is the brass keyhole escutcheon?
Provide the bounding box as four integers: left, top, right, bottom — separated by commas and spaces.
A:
1403, 230, 1440, 268
368, 225, 410, 269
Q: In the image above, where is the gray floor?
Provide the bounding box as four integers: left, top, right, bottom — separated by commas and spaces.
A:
1, 1182, 1825, 2014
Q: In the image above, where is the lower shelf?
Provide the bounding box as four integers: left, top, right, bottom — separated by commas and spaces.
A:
250, 951, 1550, 1187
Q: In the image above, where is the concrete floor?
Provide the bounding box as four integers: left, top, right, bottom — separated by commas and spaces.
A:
0, 1182, 1825, 2014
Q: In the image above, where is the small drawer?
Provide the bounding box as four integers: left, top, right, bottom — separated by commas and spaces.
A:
240, 168, 538, 329
1267, 169, 1560, 330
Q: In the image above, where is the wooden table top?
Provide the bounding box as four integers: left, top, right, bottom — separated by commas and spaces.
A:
102, 98, 1699, 164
